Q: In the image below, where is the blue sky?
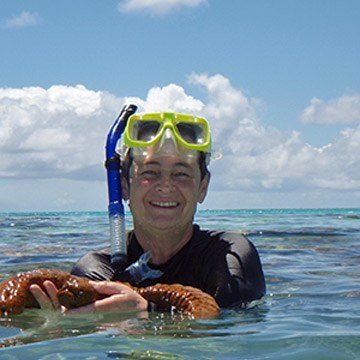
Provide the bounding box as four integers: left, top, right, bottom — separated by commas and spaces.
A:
1, 0, 360, 211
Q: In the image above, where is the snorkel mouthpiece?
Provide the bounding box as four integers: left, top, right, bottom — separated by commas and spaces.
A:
124, 251, 164, 284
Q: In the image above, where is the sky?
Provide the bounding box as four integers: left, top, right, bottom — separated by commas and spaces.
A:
1, 0, 360, 211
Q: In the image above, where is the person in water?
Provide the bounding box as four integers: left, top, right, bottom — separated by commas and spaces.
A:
30, 111, 266, 314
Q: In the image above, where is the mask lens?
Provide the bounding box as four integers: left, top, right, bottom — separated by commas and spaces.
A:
176, 123, 206, 145
132, 120, 161, 142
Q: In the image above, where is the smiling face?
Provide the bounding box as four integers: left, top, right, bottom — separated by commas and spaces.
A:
122, 153, 209, 234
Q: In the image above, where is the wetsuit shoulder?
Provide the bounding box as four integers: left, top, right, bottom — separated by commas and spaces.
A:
71, 248, 115, 281
192, 229, 266, 308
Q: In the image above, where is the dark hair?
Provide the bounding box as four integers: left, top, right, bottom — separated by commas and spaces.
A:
121, 150, 210, 184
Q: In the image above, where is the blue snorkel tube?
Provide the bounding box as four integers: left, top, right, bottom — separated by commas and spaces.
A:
105, 104, 163, 283
105, 104, 137, 265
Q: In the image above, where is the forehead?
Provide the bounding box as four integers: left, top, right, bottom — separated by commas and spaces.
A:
134, 154, 198, 169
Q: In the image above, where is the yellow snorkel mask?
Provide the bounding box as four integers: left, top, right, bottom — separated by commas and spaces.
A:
120, 112, 216, 163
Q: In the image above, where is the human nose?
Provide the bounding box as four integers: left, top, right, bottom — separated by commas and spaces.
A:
155, 173, 174, 193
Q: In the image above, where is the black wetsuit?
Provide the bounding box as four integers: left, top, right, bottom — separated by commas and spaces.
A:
71, 225, 266, 308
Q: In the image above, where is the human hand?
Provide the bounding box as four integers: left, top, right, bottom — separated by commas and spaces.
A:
63, 281, 148, 315
29, 281, 63, 312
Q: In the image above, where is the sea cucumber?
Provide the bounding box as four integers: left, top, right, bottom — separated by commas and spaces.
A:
0, 269, 220, 319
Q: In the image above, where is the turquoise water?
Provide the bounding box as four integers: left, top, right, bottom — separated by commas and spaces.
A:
0, 209, 359, 359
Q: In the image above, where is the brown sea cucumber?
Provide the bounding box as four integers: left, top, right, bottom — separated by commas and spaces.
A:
0, 269, 220, 319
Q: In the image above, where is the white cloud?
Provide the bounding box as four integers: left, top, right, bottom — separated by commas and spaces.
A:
125, 83, 204, 113
0, 85, 123, 179
2, 11, 40, 29
188, 73, 265, 143
300, 95, 360, 124
118, 0, 207, 15
1, 75, 360, 196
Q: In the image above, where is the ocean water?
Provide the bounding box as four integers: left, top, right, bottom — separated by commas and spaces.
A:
0, 208, 359, 359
